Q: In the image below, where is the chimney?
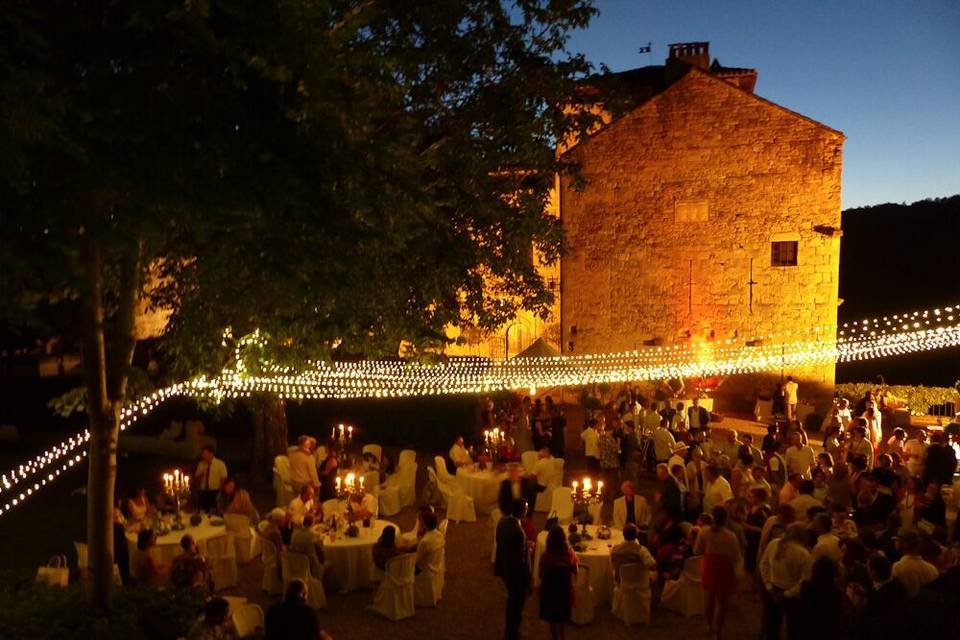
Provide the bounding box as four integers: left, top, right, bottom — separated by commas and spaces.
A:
667, 42, 710, 70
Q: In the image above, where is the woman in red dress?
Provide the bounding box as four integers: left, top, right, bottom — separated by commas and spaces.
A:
694, 506, 742, 640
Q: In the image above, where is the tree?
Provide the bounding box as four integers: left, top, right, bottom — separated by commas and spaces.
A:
1, 0, 612, 609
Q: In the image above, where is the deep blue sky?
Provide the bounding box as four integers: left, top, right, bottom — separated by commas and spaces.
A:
565, 0, 960, 209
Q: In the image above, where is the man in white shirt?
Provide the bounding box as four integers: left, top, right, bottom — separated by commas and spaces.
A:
702, 464, 733, 514
809, 512, 841, 564
892, 531, 939, 596
902, 430, 927, 477
416, 511, 445, 575
687, 398, 710, 432
653, 418, 677, 464
642, 402, 662, 435
789, 480, 823, 522
667, 442, 688, 472
532, 448, 556, 491
289, 435, 321, 494
836, 398, 852, 430
449, 436, 473, 468
783, 376, 799, 420
612, 481, 651, 530
759, 524, 811, 640
194, 445, 228, 511
581, 419, 600, 472
288, 485, 316, 526
784, 432, 815, 478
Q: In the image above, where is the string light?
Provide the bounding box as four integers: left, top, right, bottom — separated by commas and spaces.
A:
2, 302, 959, 518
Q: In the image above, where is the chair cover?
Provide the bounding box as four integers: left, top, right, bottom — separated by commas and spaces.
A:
660, 554, 704, 618
612, 563, 651, 625
398, 449, 416, 469
314, 445, 327, 467
232, 603, 264, 639
534, 460, 563, 513
287, 445, 299, 454
552, 487, 575, 523
364, 469, 401, 517
434, 456, 456, 485
224, 514, 262, 563
521, 451, 539, 475
428, 467, 476, 523
388, 461, 417, 508
260, 538, 282, 595
571, 564, 595, 625
74, 541, 88, 569
489, 508, 502, 563
362, 444, 383, 461
206, 534, 239, 592
321, 499, 342, 521
273, 456, 295, 507
281, 551, 327, 609
414, 539, 445, 607
368, 553, 417, 620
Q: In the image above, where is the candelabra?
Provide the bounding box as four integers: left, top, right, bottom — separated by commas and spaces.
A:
162, 469, 191, 531
483, 427, 504, 464
570, 476, 603, 531
330, 423, 356, 466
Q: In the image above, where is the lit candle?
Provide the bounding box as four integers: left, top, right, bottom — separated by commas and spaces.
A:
597, 481, 603, 494
347, 426, 353, 438
359, 476, 365, 490
331, 427, 336, 439
339, 424, 345, 437
336, 477, 342, 491
572, 480, 578, 492
346, 473, 354, 488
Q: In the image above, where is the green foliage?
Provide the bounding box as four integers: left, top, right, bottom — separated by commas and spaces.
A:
836, 382, 960, 416
0, 572, 203, 640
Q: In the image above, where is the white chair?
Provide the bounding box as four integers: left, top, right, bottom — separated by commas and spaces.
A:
434, 456, 457, 486
521, 451, 539, 475
552, 487, 574, 523
489, 508, 502, 563
398, 449, 416, 469
388, 460, 418, 508
232, 603, 264, 639
660, 555, 704, 618
414, 538, 445, 607
368, 553, 417, 620
612, 563, 651, 625
273, 456, 295, 507
260, 538, 282, 595
366, 469, 401, 517
287, 445, 299, 455
314, 445, 328, 466
362, 444, 383, 461
281, 551, 327, 609
534, 459, 563, 513
207, 534, 239, 592
224, 514, 262, 563
428, 467, 476, 523
321, 499, 342, 521
571, 564, 595, 625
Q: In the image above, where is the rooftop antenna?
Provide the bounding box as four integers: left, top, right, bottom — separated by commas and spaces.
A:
638, 42, 652, 65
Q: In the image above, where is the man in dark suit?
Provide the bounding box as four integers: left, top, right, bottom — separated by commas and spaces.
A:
656, 463, 685, 521
498, 464, 537, 514
495, 498, 531, 640
687, 398, 711, 432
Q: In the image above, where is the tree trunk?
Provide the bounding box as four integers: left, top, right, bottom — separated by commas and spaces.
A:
82, 237, 141, 610
251, 394, 288, 480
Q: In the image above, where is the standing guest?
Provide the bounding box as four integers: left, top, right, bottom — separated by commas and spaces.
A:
748, 465, 773, 500
816, 452, 835, 478
829, 503, 859, 540
822, 427, 843, 466
789, 480, 823, 523
613, 481, 651, 530
798, 557, 842, 640
809, 513, 841, 564
171, 534, 209, 592
922, 432, 958, 487
885, 428, 907, 457
826, 464, 854, 510
126, 487, 154, 528
688, 397, 711, 432
783, 376, 799, 421
670, 401, 688, 436
449, 435, 473, 468
514, 396, 534, 454
695, 506, 742, 640
495, 499, 531, 640
653, 417, 677, 465
531, 447, 556, 502
902, 429, 928, 478
846, 424, 875, 469
619, 421, 642, 487
194, 445, 228, 512
186, 598, 237, 640
863, 407, 882, 448
265, 579, 333, 640
740, 433, 764, 466
598, 424, 621, 502
811, 469, 830, 503
538, 525, 578, 640
743, 487, 771, 573
758, 524, 811, 640
668, 442, 689, 475
289, 514, 325, 578
289, 436, 321, 494
132, 529, 168, 586
702, 465, 733, 516
642, 401, 662, 435
785, 432, 816, 479
686, 446, 707, 516
758, 505, 797, 567
717, 430, 741, 471
317, 452, 339, 502
897, 476, 920, 532
499, 463, 536, 514
761, 424, 781, 458
838, 537, 871, 590
580, 418, 601, 473
546, 397, 566, 460
779, 473, 802, 507
288, 485, 316, 526
610, 523, 656, 582
916, 481, 947, 528
891, 531, 939, 596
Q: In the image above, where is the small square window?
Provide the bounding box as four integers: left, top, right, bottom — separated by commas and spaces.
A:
771, 241, 798, 266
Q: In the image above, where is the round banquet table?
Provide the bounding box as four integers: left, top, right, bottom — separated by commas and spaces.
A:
532, 524, 624, 605
126, 514, 228, 568
315, 519, 396, 592
456, 467, 506, 513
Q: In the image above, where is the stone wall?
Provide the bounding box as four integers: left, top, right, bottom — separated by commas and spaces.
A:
559, 68, 845, 413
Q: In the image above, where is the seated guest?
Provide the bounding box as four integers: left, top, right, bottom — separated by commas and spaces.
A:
498, 463, 535, 514
288, 485, 316, 526
345, 488, 378, 521
171, 534, 209, 591
222, 479, 260, 524
415, 511, 444, 574
131, 529, 167, 586
613, 481, 651, 530
265, 579, 334, 640
449, 435, 473, 468
610, 523, 656, 583
373, 525, 410, 571
789, 480, 823, 523
126, 487, 153, 528
260, 507, 288, 551
289, 435, 321, 494
289, 514, 325, 578
186, 597, 237, 640
317, 452, 339, 502
194, 445, 229, 512
892, 531, 939, 596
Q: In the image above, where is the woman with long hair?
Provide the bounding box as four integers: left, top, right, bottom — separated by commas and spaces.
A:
223, 479, 260, 524
538, 526, 578, 640
695, 506, 743, 640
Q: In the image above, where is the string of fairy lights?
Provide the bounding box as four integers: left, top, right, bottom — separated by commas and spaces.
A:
1, 303, 958, 517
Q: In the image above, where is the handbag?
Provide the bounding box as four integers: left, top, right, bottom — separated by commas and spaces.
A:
36, 555, 69, 587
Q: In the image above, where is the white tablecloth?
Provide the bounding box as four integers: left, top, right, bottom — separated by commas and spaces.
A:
532, 525, 624, 605
456, 468, 505, 513
126, 514, 228, 568
315, 519, 396, 592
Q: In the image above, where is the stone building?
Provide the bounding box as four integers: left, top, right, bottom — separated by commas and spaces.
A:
559, 43, 845, 412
